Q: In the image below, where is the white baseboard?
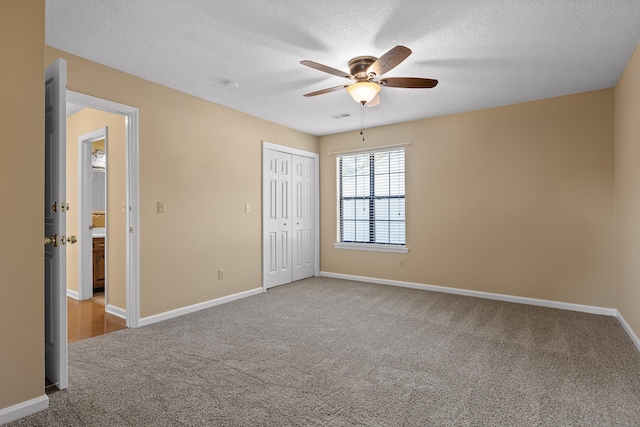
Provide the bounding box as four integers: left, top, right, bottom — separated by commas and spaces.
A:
106, 304, 127, 319
68, 291, 127, 321
138, 287, 264, 327
0, 395, 48, 425
616, 311, 640, 353
320, 271, 618, 317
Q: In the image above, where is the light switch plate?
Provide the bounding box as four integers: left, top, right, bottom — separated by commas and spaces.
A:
157, 201, 166, 213
245, 203, 251, 213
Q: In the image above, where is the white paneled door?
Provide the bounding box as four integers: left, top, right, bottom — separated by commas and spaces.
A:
263, 145, 317, 289
292, 155, 315, 281
264, 149, 292, 287
44, 58, 68, 390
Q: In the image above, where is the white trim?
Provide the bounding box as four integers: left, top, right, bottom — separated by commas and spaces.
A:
328, 141, 412, 156
138, 288, 264, 327
67, 91, 140, 329
333, 242, 409, 253
616, 311, 640, 353
320, 271, 618, 317
262, 141, 318, 159
66, 288, 80, 300
106, 304, 127, 320
125, 108, 141, 328
0, 395, 48, 425
78, 127, 107, 301
314, 150, 320, 278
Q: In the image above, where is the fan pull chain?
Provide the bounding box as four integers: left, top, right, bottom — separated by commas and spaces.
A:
360, 105, 365, 141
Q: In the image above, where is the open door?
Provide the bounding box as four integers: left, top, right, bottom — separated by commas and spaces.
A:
44, 58, 69, 389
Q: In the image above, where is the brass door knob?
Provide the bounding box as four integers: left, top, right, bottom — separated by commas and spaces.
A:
67, 235, 78, 244
44, 234, 58, 247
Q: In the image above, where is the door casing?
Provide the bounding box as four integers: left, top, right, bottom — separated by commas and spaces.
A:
66, 90, 141, 328
78, 127, 108, 301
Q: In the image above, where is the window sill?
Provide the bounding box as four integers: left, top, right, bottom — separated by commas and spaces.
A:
333, 242, 409, 254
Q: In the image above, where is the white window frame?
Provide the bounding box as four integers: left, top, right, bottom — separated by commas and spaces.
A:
334, 147, 408, 254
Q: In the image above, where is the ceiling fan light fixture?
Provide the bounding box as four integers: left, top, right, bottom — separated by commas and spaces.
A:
346, 81, 381, 105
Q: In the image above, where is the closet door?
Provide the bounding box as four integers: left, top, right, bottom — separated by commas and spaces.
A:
263, 149, 292, 288
263, 145, 316, 289
292, 155, 315, 281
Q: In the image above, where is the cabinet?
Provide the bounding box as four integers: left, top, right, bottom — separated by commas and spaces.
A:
93, 237, 105, 290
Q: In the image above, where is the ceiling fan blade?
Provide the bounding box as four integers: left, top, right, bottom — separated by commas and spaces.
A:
379, 77, 438, 88
303, 84, 350, 97
366, 93, 380, 107
368, 46, 412, 77
300, 60, 353, 80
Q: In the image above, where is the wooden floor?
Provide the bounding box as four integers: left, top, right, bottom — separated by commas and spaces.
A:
67, 295, 127, 343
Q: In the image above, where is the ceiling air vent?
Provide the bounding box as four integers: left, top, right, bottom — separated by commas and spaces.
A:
330, 113, 352, 119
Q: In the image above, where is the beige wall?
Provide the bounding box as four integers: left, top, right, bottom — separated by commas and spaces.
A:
46, 47, 319, 318
1, 5, 636, 417
0, 0, 45, 411
320, 89, 616, 308
615, 43, 640, 338
66, 108, 127, 309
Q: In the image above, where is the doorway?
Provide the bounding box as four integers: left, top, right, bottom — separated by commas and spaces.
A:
64, 121, 128, 343
66, 91, 141, 329
65, 107, 127, 335
64, 111, 125, 340
78, 129, 108, 303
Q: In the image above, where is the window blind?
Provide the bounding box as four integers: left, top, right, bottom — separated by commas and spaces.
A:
338, 148, 405, 245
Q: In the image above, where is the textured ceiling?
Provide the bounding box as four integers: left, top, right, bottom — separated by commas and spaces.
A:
46, 1, 640, 136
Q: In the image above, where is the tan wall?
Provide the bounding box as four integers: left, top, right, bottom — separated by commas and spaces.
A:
66, 109, 127, 309
0, 9, 630, 416
320, 89, 616, 308
615, 43, 640, 338
0, 0, 45, 411
46, 46, 319, 318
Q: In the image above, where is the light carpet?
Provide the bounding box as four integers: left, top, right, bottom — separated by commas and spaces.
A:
9, 277, 640, 426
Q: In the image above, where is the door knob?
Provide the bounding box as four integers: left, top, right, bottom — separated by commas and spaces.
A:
67, 235, 78, 244
44, 234, 58, 247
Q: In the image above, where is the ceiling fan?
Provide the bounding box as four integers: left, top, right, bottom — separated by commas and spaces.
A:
301, 46, 438, 107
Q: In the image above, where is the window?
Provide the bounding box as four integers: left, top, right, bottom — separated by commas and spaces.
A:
337, 148, 406, 251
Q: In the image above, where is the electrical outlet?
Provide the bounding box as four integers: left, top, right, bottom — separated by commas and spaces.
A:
218, 269, 224, 280
399, 258, 405, 267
